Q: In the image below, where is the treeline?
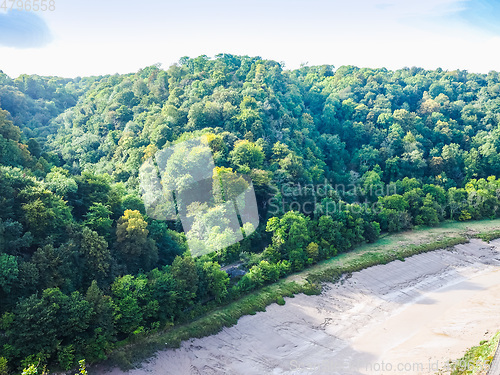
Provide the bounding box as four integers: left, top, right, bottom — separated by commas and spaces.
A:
2, 55, 500, 373
0, 72, 102, 140
45, 55, 500, 192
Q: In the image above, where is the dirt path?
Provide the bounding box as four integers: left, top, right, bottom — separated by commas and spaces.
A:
102, 239, 500, 375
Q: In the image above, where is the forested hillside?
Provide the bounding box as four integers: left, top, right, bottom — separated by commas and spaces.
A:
2, 54, 500, 373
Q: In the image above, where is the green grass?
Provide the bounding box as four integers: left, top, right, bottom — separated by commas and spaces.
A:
101, 218, 500, 371
472, 229, 500, 242
438, 331, 500, 375
306, 236, 468, 284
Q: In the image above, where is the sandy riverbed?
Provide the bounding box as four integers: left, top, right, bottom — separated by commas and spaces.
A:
103, 239, 500, 375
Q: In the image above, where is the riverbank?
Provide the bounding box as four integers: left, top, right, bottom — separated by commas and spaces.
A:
98, 222, 500, 375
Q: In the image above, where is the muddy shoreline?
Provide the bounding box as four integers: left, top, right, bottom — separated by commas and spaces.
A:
102, 239, 500, 375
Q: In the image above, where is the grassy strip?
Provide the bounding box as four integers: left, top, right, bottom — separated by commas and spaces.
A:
103, 224, 496, 371
473, 230, 500, 243
438, 331, 500, 375
106, 280, 320, 369
306, 236, 469, 284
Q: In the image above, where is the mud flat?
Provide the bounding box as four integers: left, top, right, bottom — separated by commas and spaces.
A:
103, 239, 500, 375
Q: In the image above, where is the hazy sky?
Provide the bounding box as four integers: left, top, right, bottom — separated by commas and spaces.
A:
1, 0, 500, 77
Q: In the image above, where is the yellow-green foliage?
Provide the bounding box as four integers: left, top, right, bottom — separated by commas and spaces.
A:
438, 331, 500, 375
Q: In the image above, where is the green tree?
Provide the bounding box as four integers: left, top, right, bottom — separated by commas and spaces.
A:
115, 210, 158, 273
6, 288, 92, 364
19, 186, 72, 244
266, 211, 310, 267
84, 203, 113, 238
71, 172, 112, 219
0, 254, 19, 294
44, 167, 78, 198
148, 268, 178, 323
230, 140, 264, 171
170, 255, 199, 310
111, 275, 147, 335
0, 109, 21, 142
84, 281, 114, 361
79, 227, 111, 286
198, 261, 229, 302
0, 218, 32, 255
30, 244, 76, 292
363, 221, 380, 243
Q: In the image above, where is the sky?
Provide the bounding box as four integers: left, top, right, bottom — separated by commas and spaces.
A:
0, 0, 500, 78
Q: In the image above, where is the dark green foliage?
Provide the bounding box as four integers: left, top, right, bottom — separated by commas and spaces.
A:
84, 203, 113, 239
29, 244, 77, 292
147, 221, 186, 266
84, 281, 114, 362
5, 288, 92, 368
170, 255, 199, 311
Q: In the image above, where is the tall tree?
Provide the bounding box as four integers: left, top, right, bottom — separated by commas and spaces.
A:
115, 210, 158, 274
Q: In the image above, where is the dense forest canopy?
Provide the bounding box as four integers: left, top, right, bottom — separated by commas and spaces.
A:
2, 54, 500, 373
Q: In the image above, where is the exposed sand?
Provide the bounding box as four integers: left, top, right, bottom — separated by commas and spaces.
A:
103, 239, 500, 375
